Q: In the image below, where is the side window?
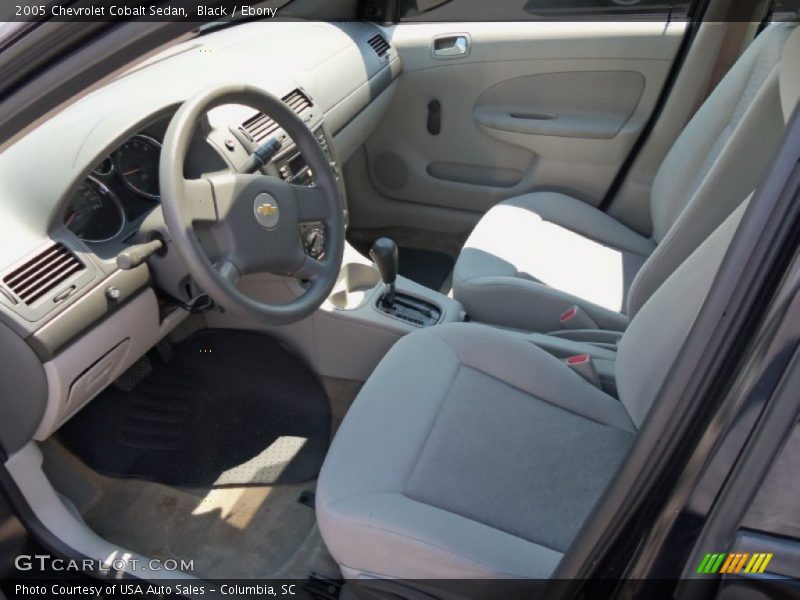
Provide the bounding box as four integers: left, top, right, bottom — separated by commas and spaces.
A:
398, 0, 693, 22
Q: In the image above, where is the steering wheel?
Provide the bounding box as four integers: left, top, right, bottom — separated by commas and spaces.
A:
160, 85, 345, 325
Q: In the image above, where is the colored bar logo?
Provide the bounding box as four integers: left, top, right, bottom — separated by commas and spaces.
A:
696, 552, 773, 574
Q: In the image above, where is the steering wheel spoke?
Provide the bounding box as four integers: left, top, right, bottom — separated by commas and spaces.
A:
183, 178, 218, 222
214, 258, 241, 287
293, 184, 333, 222
295, 255, 327, 281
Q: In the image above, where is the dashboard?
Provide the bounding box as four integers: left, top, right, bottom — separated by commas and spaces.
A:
63, 114, 339, 260
0, 20, 401, 454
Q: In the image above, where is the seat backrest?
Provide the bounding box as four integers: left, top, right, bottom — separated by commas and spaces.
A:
616, 194, 748, 428
625, 22, 799, 319
617, 17, 800, 427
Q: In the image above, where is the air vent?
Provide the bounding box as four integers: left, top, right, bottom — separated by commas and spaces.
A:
239, 88, 314, 143
3, 243, 84, 306
367, 34, 391, 58
283, 88, 312, 114
240, 111, 280, 143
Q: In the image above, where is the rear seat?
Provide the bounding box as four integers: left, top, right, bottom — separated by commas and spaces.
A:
452, 21, 800, 333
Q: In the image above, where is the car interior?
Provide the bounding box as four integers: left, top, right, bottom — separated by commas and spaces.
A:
0, 0, 799, 594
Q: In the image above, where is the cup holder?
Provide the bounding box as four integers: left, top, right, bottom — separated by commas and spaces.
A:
328, 263, 381, 310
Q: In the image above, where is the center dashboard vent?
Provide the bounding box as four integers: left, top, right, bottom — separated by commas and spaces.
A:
3, 242, 84, 306
239, 88, 314, 144
283, 88, 312, 114
367, 34, 391, 58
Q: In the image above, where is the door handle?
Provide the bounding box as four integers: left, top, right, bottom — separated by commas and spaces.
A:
432, 34, 470, 59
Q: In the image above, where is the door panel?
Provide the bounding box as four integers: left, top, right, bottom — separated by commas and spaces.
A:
474, 70, 645, 140
352, 21, 685, 230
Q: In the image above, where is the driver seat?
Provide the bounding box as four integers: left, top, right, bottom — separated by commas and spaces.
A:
315, 197, 747, 579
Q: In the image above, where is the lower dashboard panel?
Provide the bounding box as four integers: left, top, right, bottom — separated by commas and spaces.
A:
27, 265, 151, 362
34, 289, 188, 441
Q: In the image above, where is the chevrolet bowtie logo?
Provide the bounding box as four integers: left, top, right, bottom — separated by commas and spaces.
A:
253, 194, 280, 229
257, 203, 278, 216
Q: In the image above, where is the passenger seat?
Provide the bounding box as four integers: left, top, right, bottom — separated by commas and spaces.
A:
453, 22, 799, 333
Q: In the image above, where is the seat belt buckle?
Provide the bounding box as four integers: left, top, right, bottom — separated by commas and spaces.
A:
559, 304, 598, 330
565, 353, 602, 388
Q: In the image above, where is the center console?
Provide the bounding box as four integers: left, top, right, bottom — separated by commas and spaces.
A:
206, 108, 463, 381
324, 239, 463, 332
367, 237, 442, 327
204, 237, 465, 382
299, 239, 465, 380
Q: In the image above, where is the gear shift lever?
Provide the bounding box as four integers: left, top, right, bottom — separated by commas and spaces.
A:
369, 237, 398, 307
368, 237, 441, 326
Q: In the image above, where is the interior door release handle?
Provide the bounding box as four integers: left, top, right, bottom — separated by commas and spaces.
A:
432, 35, 469, 58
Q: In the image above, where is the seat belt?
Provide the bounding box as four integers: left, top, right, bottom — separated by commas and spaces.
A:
699, 1, 773, 107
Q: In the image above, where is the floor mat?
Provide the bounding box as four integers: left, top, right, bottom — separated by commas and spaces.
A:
59, 329, 330, 487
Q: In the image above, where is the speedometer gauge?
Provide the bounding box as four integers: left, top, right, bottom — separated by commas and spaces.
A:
115, 134, 161, 200
65, 178, 125, 243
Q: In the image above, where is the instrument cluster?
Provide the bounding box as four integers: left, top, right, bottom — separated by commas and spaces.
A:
65, 134, 162, 244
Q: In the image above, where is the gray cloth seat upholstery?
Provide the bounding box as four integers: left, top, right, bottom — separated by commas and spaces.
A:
453, 22, 798, 333
453, 192, 653, 332
316, 20, 800, 581
318, 323, 635, 579
317, 198, 749, 579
